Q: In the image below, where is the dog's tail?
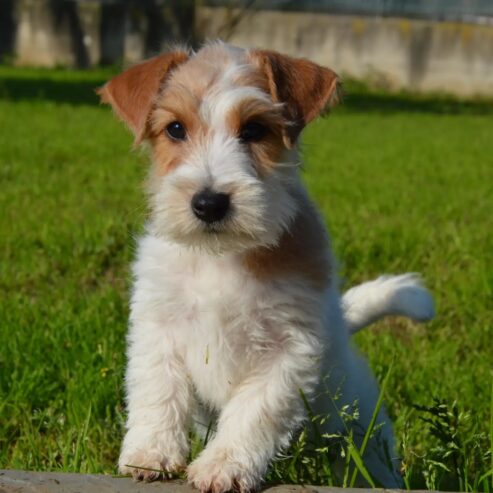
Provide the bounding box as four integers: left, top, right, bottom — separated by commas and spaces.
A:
342, 273, 435, 335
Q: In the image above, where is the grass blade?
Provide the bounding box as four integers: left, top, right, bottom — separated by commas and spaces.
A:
349, 361, 393, 487
347, 440, 376, 487
73, 403, 91, 473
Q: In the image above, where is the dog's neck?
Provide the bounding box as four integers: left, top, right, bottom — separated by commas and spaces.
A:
150, 182, 333, 291
243, 186, 332, 290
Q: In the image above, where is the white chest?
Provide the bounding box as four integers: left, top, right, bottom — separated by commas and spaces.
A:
132, 234, 316, 408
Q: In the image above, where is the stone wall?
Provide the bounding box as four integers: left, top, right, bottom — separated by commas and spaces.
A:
197, 6, 493, 97
15, 0, 100, 67
3, 1, 493, 96
8, 0, 195, 68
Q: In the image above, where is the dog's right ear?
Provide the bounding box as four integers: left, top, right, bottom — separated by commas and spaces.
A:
97, 50, 189, 142
249, 50, 341, 148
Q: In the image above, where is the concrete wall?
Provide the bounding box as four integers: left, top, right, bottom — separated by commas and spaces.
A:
10, 0, 194, 68
197, 6, 493, 97
15, 0, 100, 67
5, 2, 493, 96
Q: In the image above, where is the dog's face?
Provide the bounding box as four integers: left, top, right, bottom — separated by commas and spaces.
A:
99, 42, 339, 253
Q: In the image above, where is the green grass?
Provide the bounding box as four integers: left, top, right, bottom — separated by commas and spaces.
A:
0, 66, 492, 490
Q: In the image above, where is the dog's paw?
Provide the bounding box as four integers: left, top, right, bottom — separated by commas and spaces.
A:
119, 449, 185, 482
187, 450, 259, 493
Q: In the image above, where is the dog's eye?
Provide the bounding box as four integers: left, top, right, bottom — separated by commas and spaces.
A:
166, 121, 186, 141
239, 121, 267, 143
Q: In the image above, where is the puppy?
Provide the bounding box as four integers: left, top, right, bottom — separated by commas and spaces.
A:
99, 41, 434, 491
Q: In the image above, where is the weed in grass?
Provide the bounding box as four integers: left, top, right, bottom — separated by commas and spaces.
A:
406, 398, 493, 492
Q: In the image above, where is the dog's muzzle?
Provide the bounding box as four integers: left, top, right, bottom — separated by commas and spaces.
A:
191, 189, 230, 224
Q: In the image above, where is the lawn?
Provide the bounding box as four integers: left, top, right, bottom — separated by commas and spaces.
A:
0, 66, 492, 491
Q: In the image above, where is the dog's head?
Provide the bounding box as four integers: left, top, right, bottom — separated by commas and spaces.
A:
99, 42, 339, 254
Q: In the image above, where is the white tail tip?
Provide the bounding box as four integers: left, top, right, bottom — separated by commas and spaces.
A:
342, 273, 435, 335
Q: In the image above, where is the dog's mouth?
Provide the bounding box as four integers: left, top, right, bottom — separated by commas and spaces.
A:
150, 184, 283, 253
203, 224, 223, 235
201, 215, 233, 234
197, 206, 236, 235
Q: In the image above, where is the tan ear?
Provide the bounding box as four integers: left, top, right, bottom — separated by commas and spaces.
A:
97, 50, 189, 142
250, 50, 341, 147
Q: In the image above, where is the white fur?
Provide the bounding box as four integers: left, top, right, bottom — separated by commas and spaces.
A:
117, 43, 434, 491
149, 131, 297, 254
120, 234, 410, 488
342, 274, 435, 334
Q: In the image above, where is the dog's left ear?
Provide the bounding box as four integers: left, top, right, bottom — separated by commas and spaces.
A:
98, 50, 189, 142
250, 50, 341, 148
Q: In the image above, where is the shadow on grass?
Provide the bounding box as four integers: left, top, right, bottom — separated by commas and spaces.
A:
1, 71, 493, 115
342, 91, 493, 115
0, 76, 107, 105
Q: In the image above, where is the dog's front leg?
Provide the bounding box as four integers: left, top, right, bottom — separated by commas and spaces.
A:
187, 330, 321, 493
119, 315, 193, 481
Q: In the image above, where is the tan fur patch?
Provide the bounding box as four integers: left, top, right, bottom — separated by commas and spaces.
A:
147, 44, 291, 176
226, 97, 286, 173
149, 84, 206, 175
97, 50, 189, 142
146, 44, 250, 175
249, 50, 340, 147
249, 127, 287, 173
244, 192, 332, 290
149, 130, 191, 176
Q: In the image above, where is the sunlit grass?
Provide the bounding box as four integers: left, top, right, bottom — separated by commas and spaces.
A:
0, 67, 492, 490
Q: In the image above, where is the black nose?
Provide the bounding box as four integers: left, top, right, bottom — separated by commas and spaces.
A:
191, 189, 230, 224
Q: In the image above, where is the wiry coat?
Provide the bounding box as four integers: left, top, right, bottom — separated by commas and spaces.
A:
99, 42, 434, 492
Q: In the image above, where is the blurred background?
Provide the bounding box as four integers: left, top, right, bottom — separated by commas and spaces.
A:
1, 0, 493, 96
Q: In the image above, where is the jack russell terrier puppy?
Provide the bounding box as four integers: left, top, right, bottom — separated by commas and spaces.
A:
99, 41, 434, 492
